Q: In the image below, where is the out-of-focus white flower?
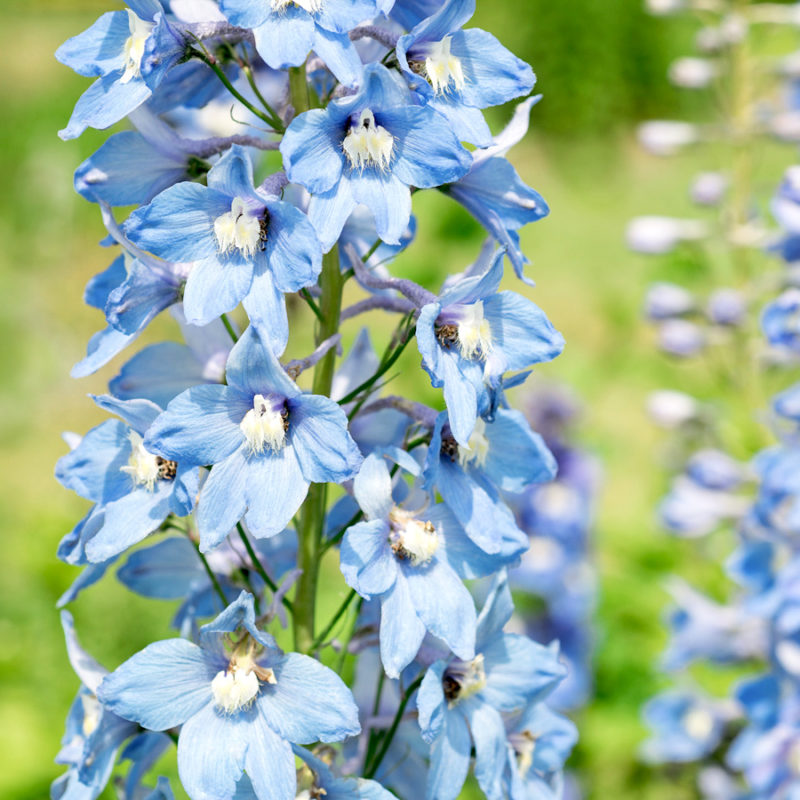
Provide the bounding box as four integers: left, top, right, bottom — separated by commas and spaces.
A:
669, 57, 718, 89
647, 390, 700, 428
638, 121, 699, 156
769, 111, 800, 142
690, 172, 728, 206
645, 0, 686, 15
627, 216, 707, 254
658, 319, 706, 357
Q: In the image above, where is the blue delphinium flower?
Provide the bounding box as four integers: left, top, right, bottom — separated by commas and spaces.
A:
443, 97, 549, 282
340, 452, 524, 677
219, 0, 389, 88
396, 0, 535, 145
144, 325, 362, 550
501, 702, 578, 800
422, 410, 556, 555
56, 0, 184, 139
55, 394, 199, 563
416, 249, 564, 445
640, 689, 726, 764
417, 574, 566, 800
125, 145, 321, 349
281, 63, 471, 250
763, 288, 800, 354
99, 592, 360, 800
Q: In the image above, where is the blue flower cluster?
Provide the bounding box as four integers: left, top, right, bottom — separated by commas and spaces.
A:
53, 1, 578, 799
631, 4, 800, 798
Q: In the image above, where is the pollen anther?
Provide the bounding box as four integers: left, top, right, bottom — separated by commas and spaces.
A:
342, 109, 394, 172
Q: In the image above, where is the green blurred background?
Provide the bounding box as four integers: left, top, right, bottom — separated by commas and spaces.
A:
0, 1, 796, 797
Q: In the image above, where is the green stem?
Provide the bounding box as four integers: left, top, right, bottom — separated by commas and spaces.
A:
236, 523, 293, 613
221, 312, 239, 343
311, 588, 359, 650
364, 674, 425, 778
294, 244, 344, 653
288, 65, 311, 115
321, 508, 364, 555
192, 539, 228, 610
299, 288, 324, 322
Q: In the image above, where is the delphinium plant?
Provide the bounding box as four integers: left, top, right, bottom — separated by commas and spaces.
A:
630, 1, 800, 797
52, 1, 579, 799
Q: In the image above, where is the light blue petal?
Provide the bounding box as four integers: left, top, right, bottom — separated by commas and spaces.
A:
417, 661, 447, 743
55, 11, 128, 77
262, 200, 322, 293
281, 108, 345, 195
243, 715, 296, 800
60, 610, 107, 693
290, 393, 363, 483
315, 0, 380, 33
353, 453, 394, 520
60, 72, 151, 140
244, 447, 309, 538
117, 536, 204, 599
340, 519, 397, 598
183, 255, 254, 326
308, 176, 357, 252
197, 447, 249, 551
110, 342, 207, 408
428, 98, 492, 147
381, 106, 471, 188
256, 652, 360, 742
463, 699, 506, 799
92, 394, 161, 435
242, 268, 290, 356
200, 591, 278, 651
226, 325, 301, 399
86, 482, 173, 562
450, 29, 535, 108
207, 144, 257, 197
144, 384, 249, 466
85, 255, 126, 309
426, 709, 471, 800
71, 325, 139, 378
177, 702, 248, 800
99, 639, 214, 730
475, 571, 514, 644
124, 182, 227, 262
311, 27, 364, 88
57, 561, 112, 607
105, 260, 181, 335
483, 410, 557, 492
349, 170, 412, 246
403, 559, 476, 660
380, 571, 426, 678
219, 0, 269, 28
440, 351, 479, 447
252, 8, 315, 69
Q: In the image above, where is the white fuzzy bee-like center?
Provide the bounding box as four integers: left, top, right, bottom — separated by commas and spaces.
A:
271, 0, 323, 12
120, 9, 154, 85
682, 706, 714, 740
342, 109, 394, 172
444, 653, 486, 707
456, 301, 492, 361
121, 431, 161, 491
389, 508, 439, 566
240, 394, 287, 454
458, 418, 490, 469
424, 36, 465, 95
509, 730, 536, 778
214, 197, 262, 259
211, 660, 275, 714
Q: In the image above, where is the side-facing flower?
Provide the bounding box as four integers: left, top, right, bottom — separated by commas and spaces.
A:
417, 574, 567, 800
98, 593, 361, 800
56, 0, 184, 139
55, 395, 198, 563
281, 63, 471, 250
144, 325, 363, 550
396, 0, 535, 146
125, 145, 321, 350
416, 249, 564, 445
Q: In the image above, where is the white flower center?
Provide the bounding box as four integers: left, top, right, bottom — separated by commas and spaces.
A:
342, 109, 394, 172
211, 662, 275, 714
444, 654, 486, 707
424, 36, 465, 95
120, 9, 154, 85
121, 431, 161, 491
214, 197, 263, 259
456, 301, 492, 361
80, 693, 103, 738
240, 394, 287, 454
458, 418, 490, 468
683, 707, 714, 740
389, 508, 439, 566
789, 740, 800, 775
271, 0, 323, 12
509, 730, 536, 778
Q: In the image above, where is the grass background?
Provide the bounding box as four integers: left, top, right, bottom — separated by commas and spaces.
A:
0, 1, 797, 797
